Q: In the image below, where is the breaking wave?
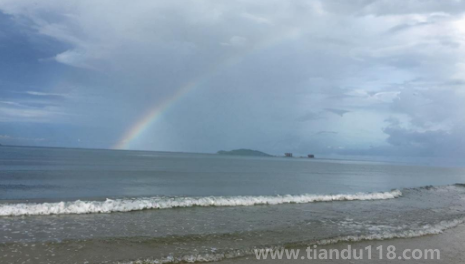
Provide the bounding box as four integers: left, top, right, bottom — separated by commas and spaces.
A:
0, 190, 401, 216
118, 217, 465, 264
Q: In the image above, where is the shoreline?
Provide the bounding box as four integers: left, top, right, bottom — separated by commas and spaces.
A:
218, 223, 465, 264
2, 221, 463, 264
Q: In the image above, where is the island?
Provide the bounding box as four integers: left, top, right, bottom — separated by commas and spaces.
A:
217, 149, 272, 157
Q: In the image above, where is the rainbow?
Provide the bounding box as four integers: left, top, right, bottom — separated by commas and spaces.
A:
113, 30, 300, 150
112, 80, 197, 150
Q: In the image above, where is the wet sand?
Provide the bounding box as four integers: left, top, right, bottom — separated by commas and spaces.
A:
218, 224, 465, 264
1, 224, 464, 263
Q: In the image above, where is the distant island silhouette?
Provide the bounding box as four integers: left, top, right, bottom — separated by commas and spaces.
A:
217, 149, 272, 157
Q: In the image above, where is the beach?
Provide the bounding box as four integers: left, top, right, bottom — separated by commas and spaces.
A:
1, 146, 465, 264
220, 224, 465, 264
2, 216, 464, 263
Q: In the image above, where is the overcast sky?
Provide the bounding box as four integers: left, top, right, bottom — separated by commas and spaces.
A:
0, 0, 465, 159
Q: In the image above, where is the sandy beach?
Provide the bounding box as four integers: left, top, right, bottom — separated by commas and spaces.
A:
218, 224, 465, 264
2, 220, 464, 264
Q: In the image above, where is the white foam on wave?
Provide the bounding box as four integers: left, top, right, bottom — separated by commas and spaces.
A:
0, 190, 401, 216
316, 217, 465, 245
118, 217, 465, 264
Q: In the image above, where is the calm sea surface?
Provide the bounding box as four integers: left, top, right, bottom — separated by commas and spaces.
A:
1, 146, 464, 201
1, 146, 465, 264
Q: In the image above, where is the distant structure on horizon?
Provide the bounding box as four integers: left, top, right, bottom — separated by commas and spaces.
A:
284, 153, 315, 158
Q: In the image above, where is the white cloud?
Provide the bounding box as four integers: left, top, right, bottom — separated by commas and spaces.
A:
24, 91, 69, 97
221, 36, 248, 47
0, 107, 65, 122
55, 49, 95, 69
0, 101, 25, 107
241, 12, 272, 25
371, 91, 400, 103
0, 134, 45, 142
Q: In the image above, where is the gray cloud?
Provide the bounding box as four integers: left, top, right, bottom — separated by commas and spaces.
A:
325, 108, 351, 117
297, 112, 324, 122
0, 0, 464, 158
315, 131, 338, 136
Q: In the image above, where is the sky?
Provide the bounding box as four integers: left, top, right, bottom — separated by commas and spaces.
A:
0, 0, 465, 159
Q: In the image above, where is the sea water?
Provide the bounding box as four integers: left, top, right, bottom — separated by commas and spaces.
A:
1, 146, 465, 263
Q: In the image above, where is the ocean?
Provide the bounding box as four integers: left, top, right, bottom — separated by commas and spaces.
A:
1, 146, 465, 263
